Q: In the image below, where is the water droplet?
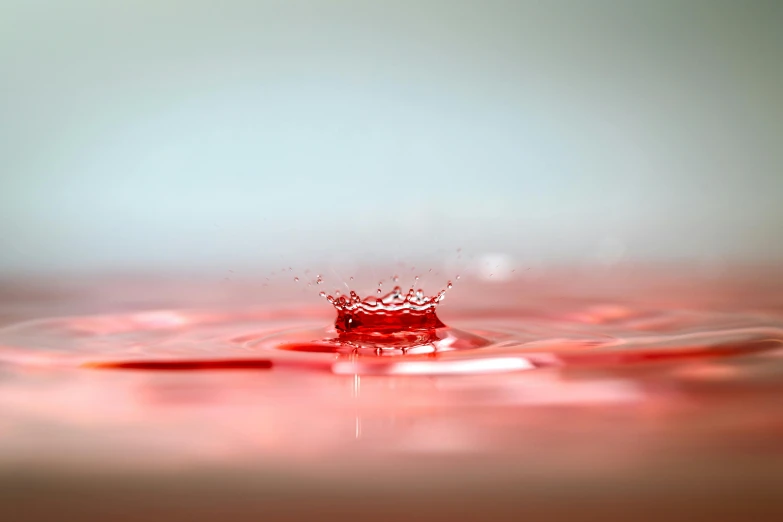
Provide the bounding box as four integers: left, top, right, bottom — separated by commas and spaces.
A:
294, 277, 299, 282
319, 291, 326, 297
316, 278, 323, 285
456, 275, 461, 280
447, 281, 453, 289
393, 275, 399, 282
349, 276, 354, 281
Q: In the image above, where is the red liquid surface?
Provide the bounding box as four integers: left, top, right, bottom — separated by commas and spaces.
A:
0, 267, 782, 520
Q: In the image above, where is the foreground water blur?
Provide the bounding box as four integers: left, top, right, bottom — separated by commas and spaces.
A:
0, 264, 782, 521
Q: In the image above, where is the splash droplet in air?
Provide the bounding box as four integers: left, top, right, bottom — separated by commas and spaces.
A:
275, 280, 488, 356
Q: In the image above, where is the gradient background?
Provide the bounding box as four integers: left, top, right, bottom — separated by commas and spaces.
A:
2, 0, 782, 275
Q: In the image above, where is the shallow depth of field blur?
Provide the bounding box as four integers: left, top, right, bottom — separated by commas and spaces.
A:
1, 0, 782, 277
1, 2, 783, 522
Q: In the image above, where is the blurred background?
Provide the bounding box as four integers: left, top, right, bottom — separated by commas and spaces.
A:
2, 5, 783, 521
1, 0, 782, 276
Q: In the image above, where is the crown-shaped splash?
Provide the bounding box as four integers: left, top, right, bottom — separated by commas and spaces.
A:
321, 285, 451, 334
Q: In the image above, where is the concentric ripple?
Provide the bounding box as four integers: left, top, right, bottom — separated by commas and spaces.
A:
0, 300, 781, 376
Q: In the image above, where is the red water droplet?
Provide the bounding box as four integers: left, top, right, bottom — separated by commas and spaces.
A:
318, 281, 455, 340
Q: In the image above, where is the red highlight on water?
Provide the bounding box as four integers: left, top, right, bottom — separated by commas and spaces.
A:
324, 285, 449, 335
276, 281, 482, 355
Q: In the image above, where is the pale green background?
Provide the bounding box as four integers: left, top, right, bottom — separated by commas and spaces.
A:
1, 1, 781, 274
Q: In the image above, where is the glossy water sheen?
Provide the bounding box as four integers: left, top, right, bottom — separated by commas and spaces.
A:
0, 268, 781, 481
